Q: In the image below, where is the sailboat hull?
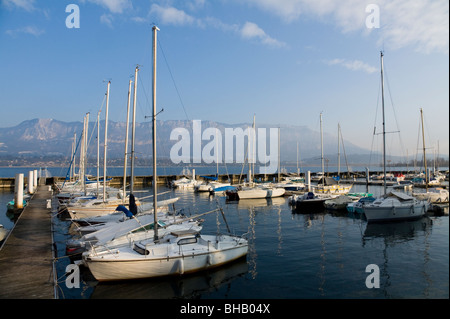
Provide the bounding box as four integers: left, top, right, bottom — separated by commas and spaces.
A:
363, 202, 428, 222
237, 187, 285, 199
84, 235, 248, 281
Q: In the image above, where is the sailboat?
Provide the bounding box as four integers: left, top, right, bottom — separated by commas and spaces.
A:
362, 52, 429, 223
412, 108, 449, 204
82, 26, 248, 281
226, 118, 285, 200
63, 82, 143, 220
310, 113, 353, 195
294, 113, 339, 212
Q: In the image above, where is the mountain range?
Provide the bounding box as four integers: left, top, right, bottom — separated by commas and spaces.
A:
0, 118, 380, 166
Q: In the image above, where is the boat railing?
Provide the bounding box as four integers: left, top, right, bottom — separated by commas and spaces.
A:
90, 244, 120, 258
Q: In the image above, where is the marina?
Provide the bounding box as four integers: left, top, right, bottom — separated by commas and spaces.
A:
1, 3, 448, 307
0, 168, 448, 299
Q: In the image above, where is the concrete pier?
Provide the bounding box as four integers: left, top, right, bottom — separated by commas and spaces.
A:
0, 185, 54, 299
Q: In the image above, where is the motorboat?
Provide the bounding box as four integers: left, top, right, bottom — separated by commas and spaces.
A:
323, 195, 355, 210
363, 191, 429, 222
292, 191, 337, 212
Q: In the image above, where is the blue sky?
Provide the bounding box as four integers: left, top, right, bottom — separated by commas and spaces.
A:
0, 0, 448, 157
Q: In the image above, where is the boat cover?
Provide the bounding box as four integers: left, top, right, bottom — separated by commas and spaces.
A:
115, 205, 134, 218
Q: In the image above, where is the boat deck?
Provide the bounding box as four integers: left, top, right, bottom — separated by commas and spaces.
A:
0, 185, 55, 299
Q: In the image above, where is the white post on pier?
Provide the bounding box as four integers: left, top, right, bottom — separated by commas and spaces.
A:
307, 171, 311, 192
28, 170, 34, 194
14, 173, 24, 209
33, 169, 38, 189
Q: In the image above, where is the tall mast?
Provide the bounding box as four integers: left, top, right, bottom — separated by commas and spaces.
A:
253, 114, 256, 182
103, 81, 110, 201
337, 123, 341, 181
130, 67, 139, 195
71, 132, 76, 181
380, 51, 387, 195
320, 112, 324, 186
278, 127, 280, 182
420, 108, 428, 190
83, 112, 89, 195
123, 78, 132, 201
97, 110, 100, 197
152, 25, 159, 241
80, 115, 86, 193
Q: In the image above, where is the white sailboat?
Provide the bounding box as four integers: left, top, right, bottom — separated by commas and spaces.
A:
67, 206, 201, 257
171, 169, 201, 189
411, 109, 449, 204
227, 118, 285, 200
362, 52, 429, 223
311, 113, 353, 195
82, 26, 248, 281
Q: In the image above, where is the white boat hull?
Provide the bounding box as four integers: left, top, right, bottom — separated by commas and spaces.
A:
363, 202, 428, 222
413, 189, 449, 204
84, 235, 248, 281
237, 187, 285, 199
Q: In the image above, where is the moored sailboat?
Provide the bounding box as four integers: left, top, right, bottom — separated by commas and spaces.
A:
82, 26, 248, 281
362, 52, 429, 223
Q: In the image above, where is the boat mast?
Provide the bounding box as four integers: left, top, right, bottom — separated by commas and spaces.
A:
278, 127, 280, 182
130, 66, 139, 195
420, 108, 428, 190
69, 132, 77, 181
123, 78, 132, 201
103, 81, 110, 202
380, 51, 387, 195
80, 116, 85, 193
337, 123, 341, 182
320, 112, 324, 186
83, 112, 89, 195
152, 25, 159, 241
97, 110, 100, 197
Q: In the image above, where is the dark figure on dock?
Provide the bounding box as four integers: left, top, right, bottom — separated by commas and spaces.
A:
129, 194, 138, 215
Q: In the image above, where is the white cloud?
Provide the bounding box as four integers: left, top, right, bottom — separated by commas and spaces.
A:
1, 0, 36, 11
86, 0, 132, 14
240, 0, 449, 54
240, 21, 286, 48
204, 16, 239, 33
131, 16, 147, 23
5, 25, 44, 37
381, 0, 449, 54
149, 5, 285, 48
100, 13, 114, 28
150, 4, 197, 26
326, 58, 377, 74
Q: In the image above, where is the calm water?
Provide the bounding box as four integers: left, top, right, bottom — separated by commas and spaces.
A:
1, 172, 448, 300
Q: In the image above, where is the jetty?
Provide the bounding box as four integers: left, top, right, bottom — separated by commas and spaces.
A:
0, 185, 55, 299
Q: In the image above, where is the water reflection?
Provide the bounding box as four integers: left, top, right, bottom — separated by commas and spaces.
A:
362, 217, 434, 298
362, 217, 432, 244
